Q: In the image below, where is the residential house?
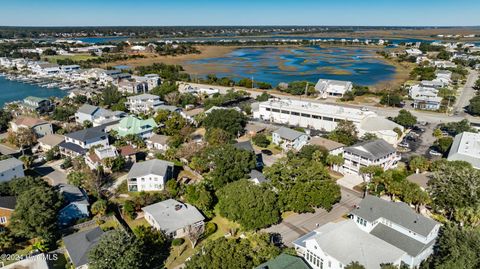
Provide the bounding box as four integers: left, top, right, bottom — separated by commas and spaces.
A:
308, 136, 345, 155
253, 99, 403, 145
37, 133, 65, 152
409, 85, 442, 111
405, 48, 423, 56
0, 158, 24, 183
114, 116, 158, 139
21, 96, 53, 114
343, 139, 400, 177
10, 116, 53, 138
146, 134, 170, 151
294, 196, 440, 269
142, 199, 205, 238
447, 132, 480, 169
59, 127, 109, 157
125, 93, 164, 114
245, 122, 266, 137
184, 85, 220, 96
118, 79, 149, 94
133, 74, 161, 90
432, 60, 456, 68
2, 253, 50, 269
234, 140, 264, 169
85, 146, 118, 170
75, 104, 126, 127
32, 62, 60, 76
0, 196, 16, 228
272, 127, 308, 151
248, 169, 268, 185
117, 145, 137, 163
63, 227, 104, 269
255, 253, 311, 269
349, 196, 440, 268
314, 79, 353, 98
57, 183, 90, 227
127, 159, 174, 192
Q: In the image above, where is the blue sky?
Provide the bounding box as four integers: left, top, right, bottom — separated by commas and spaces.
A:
1, 0, 479, 26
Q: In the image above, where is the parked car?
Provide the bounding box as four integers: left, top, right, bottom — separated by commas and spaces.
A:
429, 149, 442, 156
399, 142, 410, 148
261, 149, 273, 156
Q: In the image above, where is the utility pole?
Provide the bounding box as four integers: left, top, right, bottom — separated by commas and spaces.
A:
251, 76, 254, 89
305, 82, 309, 96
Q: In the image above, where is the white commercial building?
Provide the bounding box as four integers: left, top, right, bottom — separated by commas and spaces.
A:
447, 132, 480, 169
253, 99, 403, 145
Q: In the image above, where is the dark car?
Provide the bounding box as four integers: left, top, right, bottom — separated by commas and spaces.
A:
261, 149, 273, 156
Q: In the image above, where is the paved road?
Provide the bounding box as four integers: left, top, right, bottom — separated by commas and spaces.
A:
263, 187, 363, 246
33, 160, 67, 186
454, 70, 478, 116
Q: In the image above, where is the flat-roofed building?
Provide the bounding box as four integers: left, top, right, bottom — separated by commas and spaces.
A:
447, 132, 480, 169
314, 79, 353, 98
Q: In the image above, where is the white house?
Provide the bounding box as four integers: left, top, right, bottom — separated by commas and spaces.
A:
146, 134, 170, 151
294, 195, 440, 269
143, 199, 205, 238
253, 99, 403, 145
409, 85, 442, 111
0, 158, 24, 183
10, 117, 53, 138
432, 60, 456, 69
447, 132, 480, 169
343, 139, 400, 176
405, 48, 423, 56
74, 104, 126, 127
37, 133, 65, 152
85, 146, 118, 170
272, 127, 308, 151
125, 93, 164, 114
59, 127, 109, 157
133, 74, 161, 91
117, 80, 149, 94
314, 79, 353, 98
127, 159, 174, 192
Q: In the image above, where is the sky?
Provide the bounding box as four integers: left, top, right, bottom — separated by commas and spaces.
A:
1, 0, 479, 27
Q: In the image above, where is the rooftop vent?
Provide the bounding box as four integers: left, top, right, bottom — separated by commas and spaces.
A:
175, 204, 183, 211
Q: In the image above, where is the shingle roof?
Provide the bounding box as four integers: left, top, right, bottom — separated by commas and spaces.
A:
344, 139, 396, 160
147, 134, 170, 145
64, 127, 107, 141
309, 137, 345, 151
142, 199, 205, 234
234, 141, 255, 153
14, 117, 48, 127
0, 196, 16, 210
38, 133, 65, 147
255, 253, 311, 269
58, 183, 89, 205
63, 227, 104, 268
248, 169, 267, 183
296, 220, 405, 269
370, 223, 436, 257
127, 93, 160, 101
350, 195, 439, 237
77, 104, 99, 115
0, 158, 23, 173
58, 141, 87, 155
127, 159, 174, 179
274, 127, 306, 141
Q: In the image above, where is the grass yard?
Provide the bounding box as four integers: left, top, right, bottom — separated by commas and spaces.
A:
124, 216, 149, 231
45, 54, 98, 63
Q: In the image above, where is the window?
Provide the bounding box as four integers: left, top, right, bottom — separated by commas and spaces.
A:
291, 112, 300, 116
324, 117, 333, 121
301, 113, 311, 118
272, 108, 280, 113
0, 217, 7, 224
281, 110, 290, 114
266, 107, 271, 111
312, 115, 322, 119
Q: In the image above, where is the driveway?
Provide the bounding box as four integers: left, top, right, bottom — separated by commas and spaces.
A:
454, 69, 478, 116
263, 187, 362, 246
337, 174, 363, 190
33, 159, 67, 186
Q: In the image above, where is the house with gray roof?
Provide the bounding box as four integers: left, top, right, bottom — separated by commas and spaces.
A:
349, 195, 440, 268
142, 199, 205, 238
59, 127, 109, 157
0, 196, 16, 227
21, 96, 53, 114
0, 157, 24, 183
125, 93, 164, 114
75, 104, 126, 127
127, 159, 174, 192
57, 183, 90, 227
248, 169, 268, 184
63, 226, 104, 269
293, 220, 405, 269
255, 253, 311, 269
447, 132, 480, 169
314, 78, 353, 98
272, 127, 308, 151
343, 139, 400, 177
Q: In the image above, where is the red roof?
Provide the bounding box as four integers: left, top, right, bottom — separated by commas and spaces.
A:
118, 145, 137, 156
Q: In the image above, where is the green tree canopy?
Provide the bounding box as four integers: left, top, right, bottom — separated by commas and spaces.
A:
203, 109, 247, 137
217, 179, 280, 230
393, 109, 417, 128
328, 120, 359, 146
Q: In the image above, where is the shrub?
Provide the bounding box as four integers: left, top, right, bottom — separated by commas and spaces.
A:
202, 222, 217, 238
172, 238, 185, 246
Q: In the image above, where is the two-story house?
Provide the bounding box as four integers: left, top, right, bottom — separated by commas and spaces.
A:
58, 127, 109, 157
10, 116, 53, 138
21, 96, 54, 114
0, 158, 25, 183
74, 104, 126, 127
0, 196, 16, 229
63, 227, 104, 269
57, 184, 90, 227
142, 199, 205, 238
272, 127, 308, 151
343, 139, 400, 177
114, 116, 157, 139
293, 196, 440, 269
127, 159, 174, 192
125, 93, 164, 115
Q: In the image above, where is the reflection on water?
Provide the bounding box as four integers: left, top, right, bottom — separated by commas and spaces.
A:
187, 46, 396, 86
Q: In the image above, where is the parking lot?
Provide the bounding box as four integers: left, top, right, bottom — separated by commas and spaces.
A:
399, 122, 443, 162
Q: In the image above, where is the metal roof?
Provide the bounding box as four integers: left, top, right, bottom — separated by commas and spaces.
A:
344, 139, 396, 160
127, 159, 174, 179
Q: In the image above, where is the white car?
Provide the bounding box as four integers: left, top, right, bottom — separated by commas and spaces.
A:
429, 149, 442, 156
399, 142, 409, 148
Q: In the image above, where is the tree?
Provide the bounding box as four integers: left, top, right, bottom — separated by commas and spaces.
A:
328, 120, 359, 146
256, 92, 272, 101
10, 186, 61, 242
0, 109, 12, 131
8, 176, 49, 196
440, 119, 475, 136
0, 229, 15, 253
380, 93, 403, 107
203, 109, 247, 137
123, 200, 136, 219
453, 205, 480, 227
360, 133, 379, 141
13, 127, 36, 149
133, 225, 170, 267
101, 85, 122, 107
428, 163, 480, 218
83, 120, 93, 128
217, 179, 280, 230
393, 109, 417, 128
435, 136, 453, 154
151, 81, 178, 99
51, 106, 76, 121
409, 155, 429, 173
264, 156, 340, 213
297, 145, 328, 162
19, 155, 34, 169
185, 235, 280, 269
467, 96, 480, 116
184, 183, 216, 218
67, 171, 86, 187
89, 229, 146, 269
252, 134, 270, 148
433, 128, 443, 138
326, 154, 344, 171
91, 199, 108, 216
430, 225, 480, 269
205, 128, 233, 145
345, 261, 366, 269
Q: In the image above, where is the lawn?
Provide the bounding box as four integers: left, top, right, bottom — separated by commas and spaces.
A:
124, 216, 149, 231
45, 54, 98, 63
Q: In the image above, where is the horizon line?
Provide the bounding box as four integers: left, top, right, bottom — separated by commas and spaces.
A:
1, 25, 480, 28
